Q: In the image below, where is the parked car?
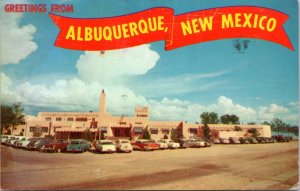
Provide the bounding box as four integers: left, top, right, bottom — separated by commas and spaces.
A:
212, 138, 221, 144
4, 136, 17, 146
267, 137, 276, 143
30, 138, 53, 151
238, 137, 250, 144
151, 139, 168, 149
163, 139, 180, 149
27, 138, 43, 150
256, 137, 267, 144
246, 137, 258, 144
272, 135, 285, 142
131, 139, 160, 151
174, 138, 188, 149
67, 139, 91, 153
219, 138, 230, 144
7, 136, 24, 147
40, 139, 69, 153
229, 137, 241, 144
197, 138, 211, 147
185, 138, 205, 148
115, 139, 133, 153
20, 137, 40, 149
1, 135, 12, 145
93, 140, 116, 153
13, 137, 28, 148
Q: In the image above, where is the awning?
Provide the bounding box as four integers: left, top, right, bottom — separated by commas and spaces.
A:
111, 126, 131, 128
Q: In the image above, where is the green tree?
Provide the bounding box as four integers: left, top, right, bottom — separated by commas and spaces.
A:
33, 125, 42, 137
1, 103, 25, 135
271, 118, 286, 135
248, 128, 260, 138
171, 128, 178, 140
247, 122, 256, 125
261, 121, 271, 125
220, 114, 240, 124
203, 124, 211, 139
234, 126, 242, 131
200, 112, 220, 124
143, 127, 151, 140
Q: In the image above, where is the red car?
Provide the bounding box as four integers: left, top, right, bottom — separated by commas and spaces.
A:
131, 139, 159, 151
40, 139, 69, 153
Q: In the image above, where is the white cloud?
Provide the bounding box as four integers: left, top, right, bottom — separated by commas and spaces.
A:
0, 11, 37, 65
76, 44, 159, 83
130, 71, 228, 97
288, 101, 299, 108
258, 104, 289, 122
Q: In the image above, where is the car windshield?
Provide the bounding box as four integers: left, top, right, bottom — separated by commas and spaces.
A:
121, 141, 129, 144
169, 140, 174, 143
71, 141, 80, 144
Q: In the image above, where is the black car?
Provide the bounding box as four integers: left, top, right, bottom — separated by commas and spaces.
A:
256, 137, 267, 144
246, 137, 258, 144
28, 138, 52, 151
238, 137, 250, 144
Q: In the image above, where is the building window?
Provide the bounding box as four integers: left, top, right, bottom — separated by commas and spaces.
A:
137, 114, 147, 117
161, 129, 170, 134
67, 118, 73, 121
150, 128, 158, 134
45, 117, 51, 121
133, 127, 143, 134
189, 128, 198, 134
76, 117, 87, 121
29, 127, 36, 132
41, 127, 48, 132
56, 117, 62, 121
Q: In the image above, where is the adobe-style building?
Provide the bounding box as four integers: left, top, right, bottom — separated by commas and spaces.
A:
14, 90, 271, 140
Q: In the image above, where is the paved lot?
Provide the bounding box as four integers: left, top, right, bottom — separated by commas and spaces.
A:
1, 142, 299, 190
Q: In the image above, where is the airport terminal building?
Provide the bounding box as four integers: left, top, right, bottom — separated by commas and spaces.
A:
14, 90, 271, 140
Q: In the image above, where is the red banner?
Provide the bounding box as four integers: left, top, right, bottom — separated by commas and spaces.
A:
49, 6, 294, 51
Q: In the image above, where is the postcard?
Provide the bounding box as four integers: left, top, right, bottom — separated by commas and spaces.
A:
0, 0, 298, 190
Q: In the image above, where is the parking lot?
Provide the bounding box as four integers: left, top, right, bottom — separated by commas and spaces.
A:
1, 142, 298, 190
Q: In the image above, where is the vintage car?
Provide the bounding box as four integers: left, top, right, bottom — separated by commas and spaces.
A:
199, 138, 211, 147
1, 135, 12, 145
229, 137, 241, 144
174, 138, 188, 148
238, 137, 250, 144
256, 137, 267, 144
219, 138, 230, 144
131, 139, 160, 151
212, 138, 221, 144
185, 138, 205, 148
40, 139, 69, 153
29, 138, 53, 151
67, 139, 91, 153
115, 139, 133, 153
246, 137, 258, 144
8, 136, 25, 147
27, 138, 43, 150
20, 137, 40, 149
151, 139, 169, 149
162, 139, 180, 149
94, 140, 117, 153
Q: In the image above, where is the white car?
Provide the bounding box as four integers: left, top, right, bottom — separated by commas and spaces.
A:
115, 139, 133, 153
186, 138, 205, 148
94, 140, 116, 153
1, 135, 12, 144
164, 139, 180, 149
20, 137, 38, 149
152, 139, 168, 149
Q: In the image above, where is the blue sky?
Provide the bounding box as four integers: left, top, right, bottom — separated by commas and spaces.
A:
0, 0, 299, 125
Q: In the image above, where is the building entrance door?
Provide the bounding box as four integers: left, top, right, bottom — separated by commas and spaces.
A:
112, 127, 131, 137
